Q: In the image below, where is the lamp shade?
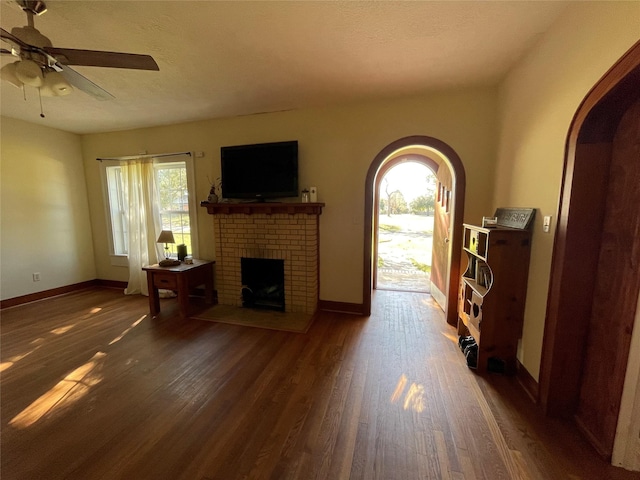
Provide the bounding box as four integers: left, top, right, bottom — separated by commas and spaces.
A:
156, 230, 175, 244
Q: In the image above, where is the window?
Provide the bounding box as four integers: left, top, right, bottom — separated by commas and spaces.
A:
101, 154, 198, 265
155, 161, 193, 253
105, 165, 127, 255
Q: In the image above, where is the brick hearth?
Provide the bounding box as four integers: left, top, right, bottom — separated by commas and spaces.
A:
203, 203, 323, 314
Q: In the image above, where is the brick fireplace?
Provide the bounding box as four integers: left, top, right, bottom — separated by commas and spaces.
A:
202, 203, 324, 314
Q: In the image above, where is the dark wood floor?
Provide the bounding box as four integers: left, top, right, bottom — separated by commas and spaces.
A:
1, 287, 638, 480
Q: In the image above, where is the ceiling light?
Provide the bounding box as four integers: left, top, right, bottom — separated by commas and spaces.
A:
40, 70, 72, 96
14, 59, 43, 87
0, 62, 22, 88
2, 60, 72, 96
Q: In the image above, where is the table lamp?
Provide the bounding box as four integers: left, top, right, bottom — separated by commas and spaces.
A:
157, 230, 180, 266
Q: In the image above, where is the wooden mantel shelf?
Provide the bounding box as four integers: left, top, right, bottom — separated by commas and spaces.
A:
201, 201, 324, 215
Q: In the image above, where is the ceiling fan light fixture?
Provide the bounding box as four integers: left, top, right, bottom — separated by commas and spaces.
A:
15, 59, 43, 87
0, 62, 23, 88
41, 70, 72, 96
1, 0, 157, 105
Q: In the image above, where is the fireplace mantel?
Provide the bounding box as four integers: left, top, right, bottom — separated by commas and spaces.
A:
201, 201, 324, 216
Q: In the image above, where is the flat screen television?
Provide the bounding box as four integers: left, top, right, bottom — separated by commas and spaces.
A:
221, 140, 298, 201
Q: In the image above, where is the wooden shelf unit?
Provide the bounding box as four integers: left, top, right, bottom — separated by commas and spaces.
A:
457, 223, 532, 374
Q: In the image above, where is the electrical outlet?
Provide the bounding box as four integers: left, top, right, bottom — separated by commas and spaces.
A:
33, 272, 41, 282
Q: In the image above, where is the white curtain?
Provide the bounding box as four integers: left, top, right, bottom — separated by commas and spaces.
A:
120, 158, 163, 296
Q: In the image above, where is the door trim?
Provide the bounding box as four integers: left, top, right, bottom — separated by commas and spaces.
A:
539, 40, 640, 417
363, 135, 466, 323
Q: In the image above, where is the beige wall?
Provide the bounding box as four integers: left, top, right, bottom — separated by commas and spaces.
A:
81, 88, 498, 303
494, 1, 640, 379
0, 117, 96, 300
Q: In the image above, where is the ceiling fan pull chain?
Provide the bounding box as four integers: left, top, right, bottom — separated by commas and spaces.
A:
38, 87, 45, 118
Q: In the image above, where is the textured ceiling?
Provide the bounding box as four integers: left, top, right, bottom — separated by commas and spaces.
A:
0, 1, 569, 134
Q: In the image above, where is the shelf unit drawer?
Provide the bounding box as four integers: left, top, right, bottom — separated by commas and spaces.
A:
153, 273, 177, 290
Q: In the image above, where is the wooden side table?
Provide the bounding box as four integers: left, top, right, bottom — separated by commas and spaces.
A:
143, 259, 215, 318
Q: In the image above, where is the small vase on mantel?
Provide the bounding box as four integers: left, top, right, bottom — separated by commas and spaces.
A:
208, 186, 218, 203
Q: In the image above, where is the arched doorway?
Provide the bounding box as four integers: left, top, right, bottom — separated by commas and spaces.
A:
363, 136, 466, 324
375, 158, 438, 293
539, 41, 640, 462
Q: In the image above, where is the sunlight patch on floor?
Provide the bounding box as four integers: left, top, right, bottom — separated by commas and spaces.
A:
391, 373, 426, 413
0, 341, 46, 373
108, 315, 146, 345
9, 352, 106, 429
50, 325, 75, 335
0, 362, 14, 372
441, 331, 459, 344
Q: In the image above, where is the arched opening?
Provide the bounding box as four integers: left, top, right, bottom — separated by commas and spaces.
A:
539, 41, 640, 463
375, 158, 438, 293
363, 136, 466, 324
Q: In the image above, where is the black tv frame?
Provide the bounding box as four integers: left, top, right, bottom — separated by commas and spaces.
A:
220, 140, 298, 201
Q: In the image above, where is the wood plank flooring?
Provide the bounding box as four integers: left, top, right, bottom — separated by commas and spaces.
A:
1, 288, 638, 480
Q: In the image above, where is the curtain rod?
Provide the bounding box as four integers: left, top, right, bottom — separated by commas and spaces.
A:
96, 151, 192, 161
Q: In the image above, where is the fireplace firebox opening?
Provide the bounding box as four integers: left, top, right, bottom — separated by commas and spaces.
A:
241, 257, 285, 311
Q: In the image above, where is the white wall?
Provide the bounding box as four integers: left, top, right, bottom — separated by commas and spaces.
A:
0, 117, 96, 300
81, 88, 499, 304
494, 1, 640, 379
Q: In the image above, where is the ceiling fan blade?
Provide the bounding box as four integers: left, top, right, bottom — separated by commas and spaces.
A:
57, 64, 114, 101
44, 47, 159, 70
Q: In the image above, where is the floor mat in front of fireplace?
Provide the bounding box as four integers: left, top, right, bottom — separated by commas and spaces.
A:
192, 305, 314, 333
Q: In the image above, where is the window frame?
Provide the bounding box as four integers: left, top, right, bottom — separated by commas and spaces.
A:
100, 153, 199, 267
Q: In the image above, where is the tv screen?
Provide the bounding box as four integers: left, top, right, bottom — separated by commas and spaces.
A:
221, 140, 298, 201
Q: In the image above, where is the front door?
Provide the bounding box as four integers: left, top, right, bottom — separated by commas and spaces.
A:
431, 181, 452, 313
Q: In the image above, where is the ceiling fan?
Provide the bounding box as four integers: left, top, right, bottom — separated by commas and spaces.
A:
0, 0, 158, 102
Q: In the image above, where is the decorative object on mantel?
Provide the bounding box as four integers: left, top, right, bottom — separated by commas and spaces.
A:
494, 208, 536, 230
206, 176, 220, 203
157, 230, 180, 267
301, 188, 310, 203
